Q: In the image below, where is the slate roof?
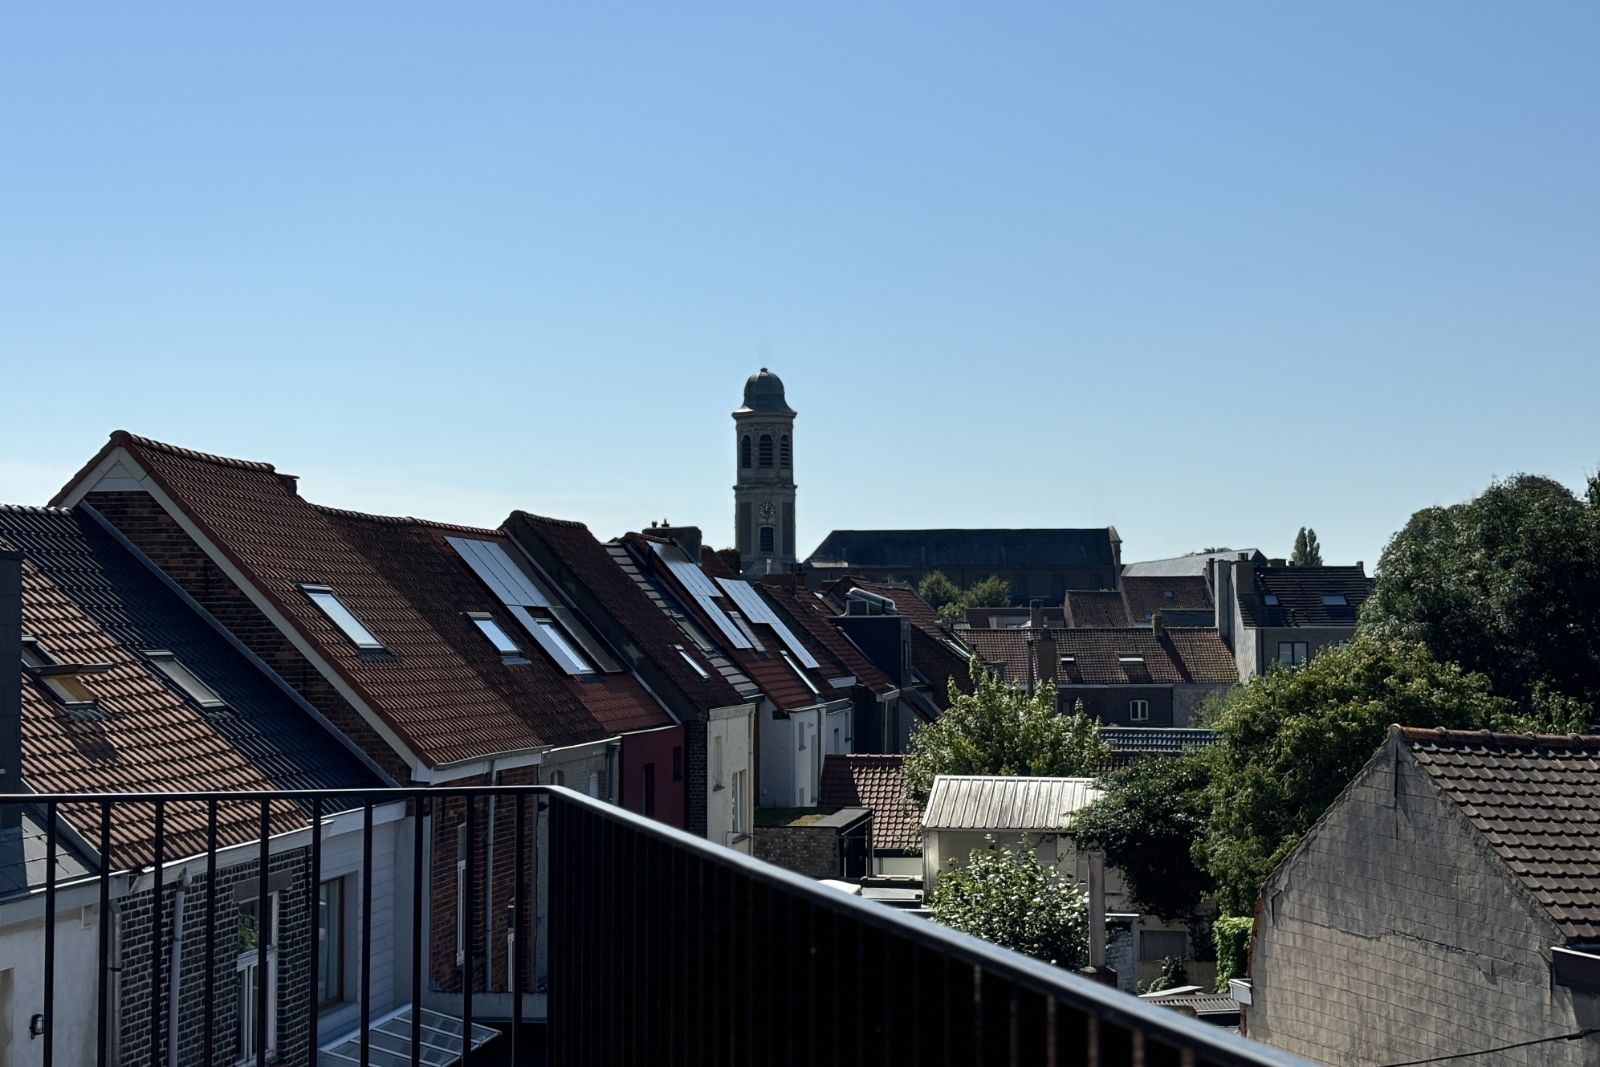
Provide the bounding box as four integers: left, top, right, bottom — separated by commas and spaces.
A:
819, 755, 918, 852
961, 628, 1238, 687
1101, 727, 1221, 761
1401, 726, 1600, 942
64, 433, 648, 768
507, 512, 745, 713
1122, 549, 1263, 578
1239, 564, 1372, 628
807, 529, 1117, 569
1, 505, 380, 868
922, 775, 1103, 832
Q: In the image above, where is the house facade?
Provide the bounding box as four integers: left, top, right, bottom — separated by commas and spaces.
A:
1210, 554, 1373, 682
1247, 727, 1600, 1066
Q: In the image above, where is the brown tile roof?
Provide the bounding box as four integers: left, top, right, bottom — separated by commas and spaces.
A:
70, 433, 646, 768
2, 505, 379, 868
1063, 591, 1129, 628
1240, 564, 1372, 628
1400, 726, 1600, 941
823, 576, 946, 640
911, 626, 973, 708
819, 755, 918, 852
758, 583, 898, 695
961, 627, 1238, 686
1120, 576, 1212, 623
964, 606, 1066, 628
508, 512, 746, 712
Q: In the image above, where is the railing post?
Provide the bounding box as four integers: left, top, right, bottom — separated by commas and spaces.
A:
411, 793, 425, 1066
149, 799, 165, 1067
96, 801, 112, 1067
255, 799, 269, 1067
203, 799, 218, 1067
307, 793, 321, 1060
43, 800, 56, 1067
463, 795, 476, 1065
360, 798, 373, 1067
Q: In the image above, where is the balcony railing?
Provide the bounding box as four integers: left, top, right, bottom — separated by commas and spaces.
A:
0, 785, 1313, 1067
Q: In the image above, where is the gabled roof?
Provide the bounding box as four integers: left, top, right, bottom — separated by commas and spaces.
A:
1401, 726, 1600, 941
1, 505, 381, 867
808, 528, 1118, 569
59, 432, 652, 769
1122, 549, 1264, 578
922, 775, 1103, 832
820, 755, 918, 852
822, 576, 947, 640
1063, 591, 1129, 628
960, 627, 1238, 686
1239, 564, 1372, 628
1120, 576, 1212, 623
758, 582, 898, 696
506, 512, 746, 713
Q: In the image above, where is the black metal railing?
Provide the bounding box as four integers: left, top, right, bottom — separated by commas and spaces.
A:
1, 786, 1313, 1067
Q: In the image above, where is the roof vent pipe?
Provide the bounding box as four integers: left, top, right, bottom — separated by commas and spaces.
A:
847, 588, 897, 615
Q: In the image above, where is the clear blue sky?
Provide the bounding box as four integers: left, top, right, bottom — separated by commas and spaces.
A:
4, 4, 1596, 569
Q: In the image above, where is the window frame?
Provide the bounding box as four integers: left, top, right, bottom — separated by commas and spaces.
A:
299, 585, 385, 650
466, 612, 526, 661
317, 878, 347, 1009
143, 650, 228, 709
758, 525, 775, 553
1278, 641, 1309, 667
739, 435, 752, 469
1129, 699, 1150, 722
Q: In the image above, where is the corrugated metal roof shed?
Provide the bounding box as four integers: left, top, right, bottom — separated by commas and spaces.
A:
922, 775, 1103, 832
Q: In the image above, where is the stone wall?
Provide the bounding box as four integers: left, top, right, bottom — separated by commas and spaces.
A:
753, 824, 840, 880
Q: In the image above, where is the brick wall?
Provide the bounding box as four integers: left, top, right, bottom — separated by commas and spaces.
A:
1249, 745, 1597, 1066
752, 824, 841, 879
86, 490, 410, 783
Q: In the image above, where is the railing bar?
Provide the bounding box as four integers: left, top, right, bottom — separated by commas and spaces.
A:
512, 792, 525, 1060
256, 798, 270, 1067
96, 800, 112, 1067
411, 796, 424, 1067
148, 799, 165, 1067
360, 798, 374, 1067
462, 796, 476, 1066
308, 793, 322, 1058
203, 800, 218, 1066
43, 799, 56, 1067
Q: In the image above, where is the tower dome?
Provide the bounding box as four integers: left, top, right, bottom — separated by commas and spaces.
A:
737, 367, 794, 414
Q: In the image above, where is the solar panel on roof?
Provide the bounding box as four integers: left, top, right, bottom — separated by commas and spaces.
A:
716, 577, 821, 669
649, 542, 751, 649
446, 537, 550, 607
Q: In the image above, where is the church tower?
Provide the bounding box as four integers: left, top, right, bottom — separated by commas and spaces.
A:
733, 368, 797, 578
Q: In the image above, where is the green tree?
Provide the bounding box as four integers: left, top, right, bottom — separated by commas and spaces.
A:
902, 660, 1109, 809
1072, 751, 1214, 922
1362, 473, 1600, 715
1198, 633, 1515, 914
927, 837, 1089, 968
963, 574, 1015, 608
917, 570, 963, 613
1290, 527, 1322, 566
1211, 917, 1253, 992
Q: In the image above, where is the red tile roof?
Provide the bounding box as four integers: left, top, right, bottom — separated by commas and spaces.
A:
819, 754, 918, 852
961, 627, 1238, 686
1063, 591, 1129, 628
824, 576, 946, 639
759, 582, 899, 695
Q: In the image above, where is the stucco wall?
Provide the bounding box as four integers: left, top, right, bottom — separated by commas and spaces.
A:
706, 707, 755, 852
1250, 743, 1600, 1066
0, 904, 101, 1067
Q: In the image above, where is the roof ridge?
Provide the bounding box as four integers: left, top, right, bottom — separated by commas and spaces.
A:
1400, 725, 1600, 748
313, 502, 502, 538
513, 510, 589, 531
115, 430, 279, 472
0, 503, 74, 515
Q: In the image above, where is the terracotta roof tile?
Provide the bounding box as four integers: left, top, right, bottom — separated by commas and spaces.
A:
758, 583, 898, 695
820, 755, 918, 852
1120, 576, 1212, 623
961, 627, 1238, 686
1064, 592, 1129, 628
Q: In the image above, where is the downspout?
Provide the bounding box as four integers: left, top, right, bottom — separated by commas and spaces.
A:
167, 868, 190, 1067
483, 761, 497, 990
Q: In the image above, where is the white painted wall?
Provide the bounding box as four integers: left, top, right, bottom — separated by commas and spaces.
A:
315, 815, 401, 1040
706, 706, 755, 853
0, 904, 102, 1067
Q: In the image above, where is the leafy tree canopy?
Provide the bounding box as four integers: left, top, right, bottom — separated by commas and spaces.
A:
964, 574, 1015, 608
1362, 472, 1600, 715
926, 837, 1089, 968
1198, 632, 1516, 914
1072, 750, 1214, 922
902, 660, 1109, 809
917, 570, 963, 612
1290, 527, 1322, 566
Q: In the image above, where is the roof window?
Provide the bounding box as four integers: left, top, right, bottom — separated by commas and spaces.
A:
781, 650, 820, 696
1321, 594, 1347, 606
467, 612, 526, 663
142, 650, 227, 709
674, 644, 711, 680
1263, 593, 1280, 606
22, 637, 111, 714
300, 585, 384, 650
532, 619, 594, 675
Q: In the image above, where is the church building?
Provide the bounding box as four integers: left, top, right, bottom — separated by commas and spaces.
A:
732, 368, 798, 579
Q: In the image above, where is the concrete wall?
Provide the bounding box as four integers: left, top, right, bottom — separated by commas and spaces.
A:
0, 904, 101, 1067
1059, 686, 1174, 726
1245, 626, 1355, 680
757, 707, 823, 809
706, 707, 755, 852
1249, 743, 1600, 1066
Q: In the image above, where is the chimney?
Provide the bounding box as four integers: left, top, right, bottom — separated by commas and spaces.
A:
1151, 612, 1165, 636
1029, 598, 1043, 630
657, 525, 702, 567
0, 550, 21, 828
1034, 627, 1058, 692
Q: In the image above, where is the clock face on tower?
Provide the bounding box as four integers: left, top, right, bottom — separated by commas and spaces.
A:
758, 501, 776, 523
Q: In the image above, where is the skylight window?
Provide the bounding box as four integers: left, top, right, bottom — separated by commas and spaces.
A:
20, 636, 48, 669
1263, 594, 1280, 606
781, 650, 820, 696
534, 620, 594, 675
675, 644, 711, 680
300, 585, 384, 650
1322, 594, 1348, 606
467, 612, 525, 662
143, 650, 226, 708
21, 639, 111, 712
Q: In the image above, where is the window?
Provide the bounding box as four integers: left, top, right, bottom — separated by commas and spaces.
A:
1263, 593, 1280, 606
779, 435, 791, 468
21, 638, 105, 710
534, 620, 594, 674
1321, 593, 1348, 606
467, 612, 524, 661
1278, 642, 1309, 667
712, 735, 725, 790
235, 891, 279, 1061
455, 826, 467, 966
674, 644, 711, 680
642, 764, 656, 818
739, 435, 752, 469
19, 635, 46, 669
547, 769, 565, 787
586, 771, 601, 799
1139, 929, 1189, 963
300, 585, 384, 650
1130, 699, 1150, 722
143, 650, 227, 709
317, 879, 346, 1007
758, 434, 774, 467
730, 770, 747, 834
759, 526, 775, 552
672, 746, 684, 781
781, 650, 819, 695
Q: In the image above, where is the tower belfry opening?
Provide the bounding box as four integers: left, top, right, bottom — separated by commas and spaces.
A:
732, 368, 797, 578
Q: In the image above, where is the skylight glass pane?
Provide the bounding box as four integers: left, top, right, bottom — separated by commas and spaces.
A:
1322, 594, 1347, 606
536, 621, 593, 674
781, 651, 819, 695
1264, 594, 1280, 605
302, 586, 384, 649
471, 615, 522, 656
146, 652, 226, 708
20, 639, 46, 669
675, 645, 711, 680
